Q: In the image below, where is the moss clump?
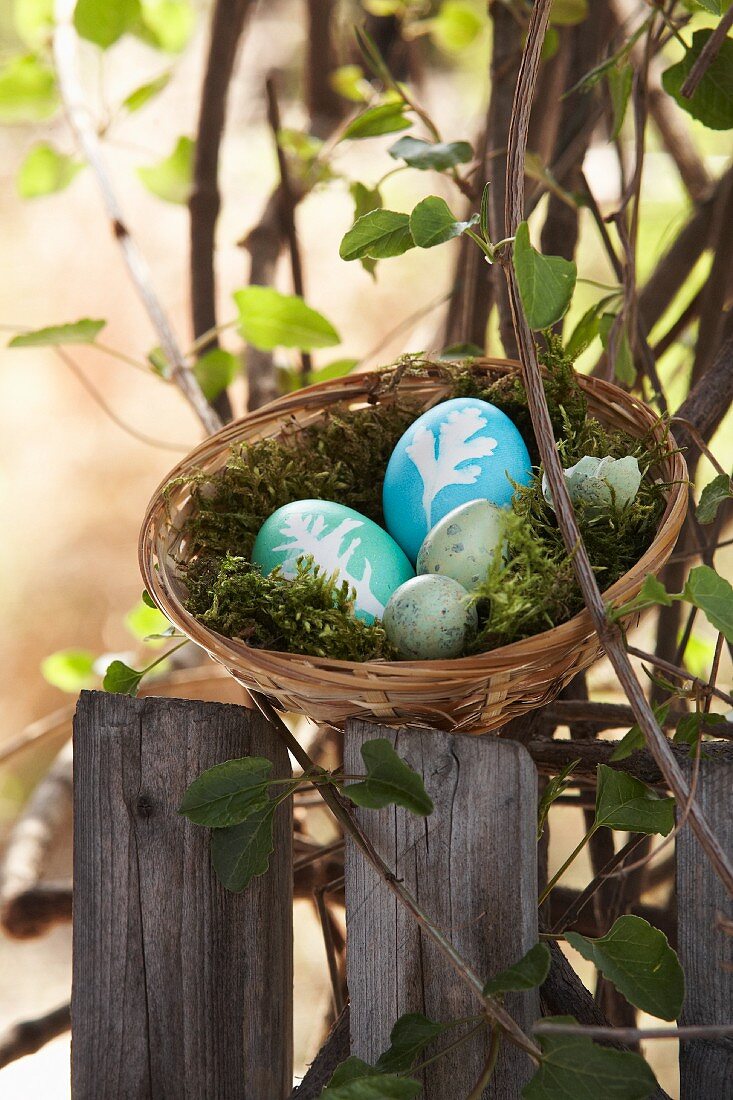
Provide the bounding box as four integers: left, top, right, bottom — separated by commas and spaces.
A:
185, 555, 396, 661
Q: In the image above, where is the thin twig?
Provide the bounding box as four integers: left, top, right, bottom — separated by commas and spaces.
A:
680, 5, 733, 99
502, 0, 733, 899
0, 1003, 71, 1069
626, 646, 733, 708
534, 1021, 733, 1042
550, 835, 647, 934
53, 0, 222, 436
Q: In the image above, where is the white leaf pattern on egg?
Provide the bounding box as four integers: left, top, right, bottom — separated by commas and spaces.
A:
272, 512, 386, 618
405, 407, 498, 526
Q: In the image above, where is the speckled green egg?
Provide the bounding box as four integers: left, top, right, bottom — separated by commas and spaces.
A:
383, 575, 478, 660
416, 500, 506, 591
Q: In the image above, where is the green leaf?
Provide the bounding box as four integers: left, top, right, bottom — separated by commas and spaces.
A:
595, 764, 675, 836
73, 0, 141, 48
342, 101, 411, 140
328, 1059, 382, 1088
537, 759, 580, 839
523, 1017, 658, 1099
438, 342, 485, 360
17, 143, 82, 199
330, 64, 369, 103
41, 649, 96, 692
409, 196, 478, 249
674, 711, 725, 752
430, 1, 485, 53
541, 26, 560, 61
550, 0, 588, 24
683, 565, 733, 642
138, 0, 195, 52
234, 287, 340, 351
137, 135, 194, 204
210, 806, 277, 892
178, 757, 274, 827
512, 221, 577, 330
388, 135, 473, 171
480, 181, 490, 241
346, 738, 434, 816
662, 30, 733, 131
348, 183, 385, 275
102, 659, 143, 696
122, 71, 171, 112
194, 348, 239, 401
697, 473, 733, 524
484, 943, 551, 995
608, 63, 633, 139
340, 210, 414, 261
566, 915, 683, 1020
609, 573, 674, 620
0, 54, 57, 123
565, 304, 603, 359
613, 325, 636, 386
694, 0, 731, 12
14, 0, 54, 50
376, 1013, 448, 1073
610, 703, 670, 762
315, 358, 360, 381
323, 1075, 421, 1099
9, 318, 106, 347
124, 599, 170, 644
142, 589, 157, 608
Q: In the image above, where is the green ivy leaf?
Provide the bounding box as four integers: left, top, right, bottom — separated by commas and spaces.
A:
41, 649, 97, 692
346, 738, 434, 816
376, 1013, 448, 1072
210, 805, 277, 892
512, 221, 577, 330
537, 759, 580, 839
550, 0, 588, 24
14, 0, 55, 50
9, 318, 106, 347
595, 765, 675, 836
662, 30, 733, 131
430, 1, 485, 53
233, 287, 340, 351
327, 1059, 381, 1088
340, 210, 414, 261
683, 565, 733, 642
178, 757, 274, 827
697, 473, 733, 524
194, 348, 239, 401
0, 54, 58, 123
566, 915, 684, 1020
122, 71, 171, 112
73, 0, 141, 48
323, 1075, 421, 1099
484, 943, 551, 995
609, 573, 674, 620
137, 0, 195, 53
608, 63, 633, 139
388, 135, 473, 171
17, 143, 82, 199
523, 1017, 658, 1099
102, 659, 144, 696
409, 196, 478, 248
137, 135, 194, 204
610, 702, 670, 762
342, 101, 412, 140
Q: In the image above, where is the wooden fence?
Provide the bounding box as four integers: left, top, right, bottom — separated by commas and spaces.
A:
69, 690, 732, 1098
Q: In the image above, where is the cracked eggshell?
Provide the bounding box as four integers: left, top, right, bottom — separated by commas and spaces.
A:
382, 397, 532, 563
251, 499, 414, 624
383, 574, 478, 660
542, 454, 642, 517
416, 500, 506, 591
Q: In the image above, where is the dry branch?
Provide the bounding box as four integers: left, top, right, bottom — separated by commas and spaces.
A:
0, 1003, 71, 1070
290, 1007, 350, 1099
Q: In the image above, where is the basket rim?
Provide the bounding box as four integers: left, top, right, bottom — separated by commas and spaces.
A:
138, 358, 688, 679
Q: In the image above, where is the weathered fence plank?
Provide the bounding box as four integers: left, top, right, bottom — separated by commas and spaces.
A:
677, 755, 733, 1099
345, 721, 538, 1098
72, 691, 292, 1099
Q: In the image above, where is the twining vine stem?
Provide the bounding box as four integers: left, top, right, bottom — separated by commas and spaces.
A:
52, 0, 223, 437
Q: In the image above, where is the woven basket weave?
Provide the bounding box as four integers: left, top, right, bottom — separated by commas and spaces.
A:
139, 359, 687, 735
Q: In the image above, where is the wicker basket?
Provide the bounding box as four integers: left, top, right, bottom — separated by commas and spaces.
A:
139, 359, 687, 735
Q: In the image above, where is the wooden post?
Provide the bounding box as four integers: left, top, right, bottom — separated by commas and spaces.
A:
676, 755, 733, 1099
72, 692, 292, 1099
345, 721, 539, 1098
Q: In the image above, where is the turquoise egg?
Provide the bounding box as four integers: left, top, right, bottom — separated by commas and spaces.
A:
382, 397, 532, 562
416, 500, 506, 591
383, 575, 478, 660
251, 499, 414, 624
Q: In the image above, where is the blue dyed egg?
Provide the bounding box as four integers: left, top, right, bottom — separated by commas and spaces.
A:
251, 499, 414, 624
382, 398, 532, 562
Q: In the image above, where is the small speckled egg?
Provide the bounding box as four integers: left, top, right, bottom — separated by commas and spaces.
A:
383, 575, 478, 660
416, 500, 506, 591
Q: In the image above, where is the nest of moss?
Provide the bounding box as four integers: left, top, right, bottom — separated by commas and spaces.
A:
173, 347, 669, 663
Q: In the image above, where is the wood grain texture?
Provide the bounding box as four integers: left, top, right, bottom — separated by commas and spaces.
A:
345, 721, 538, 1098
72, 691, 292, 1099
677, 756, 733, 1099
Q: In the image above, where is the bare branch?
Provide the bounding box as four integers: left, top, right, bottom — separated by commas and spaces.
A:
290, 1006, 350, 1098
0, 1003, 71, 1070
680, 4, 733, 99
